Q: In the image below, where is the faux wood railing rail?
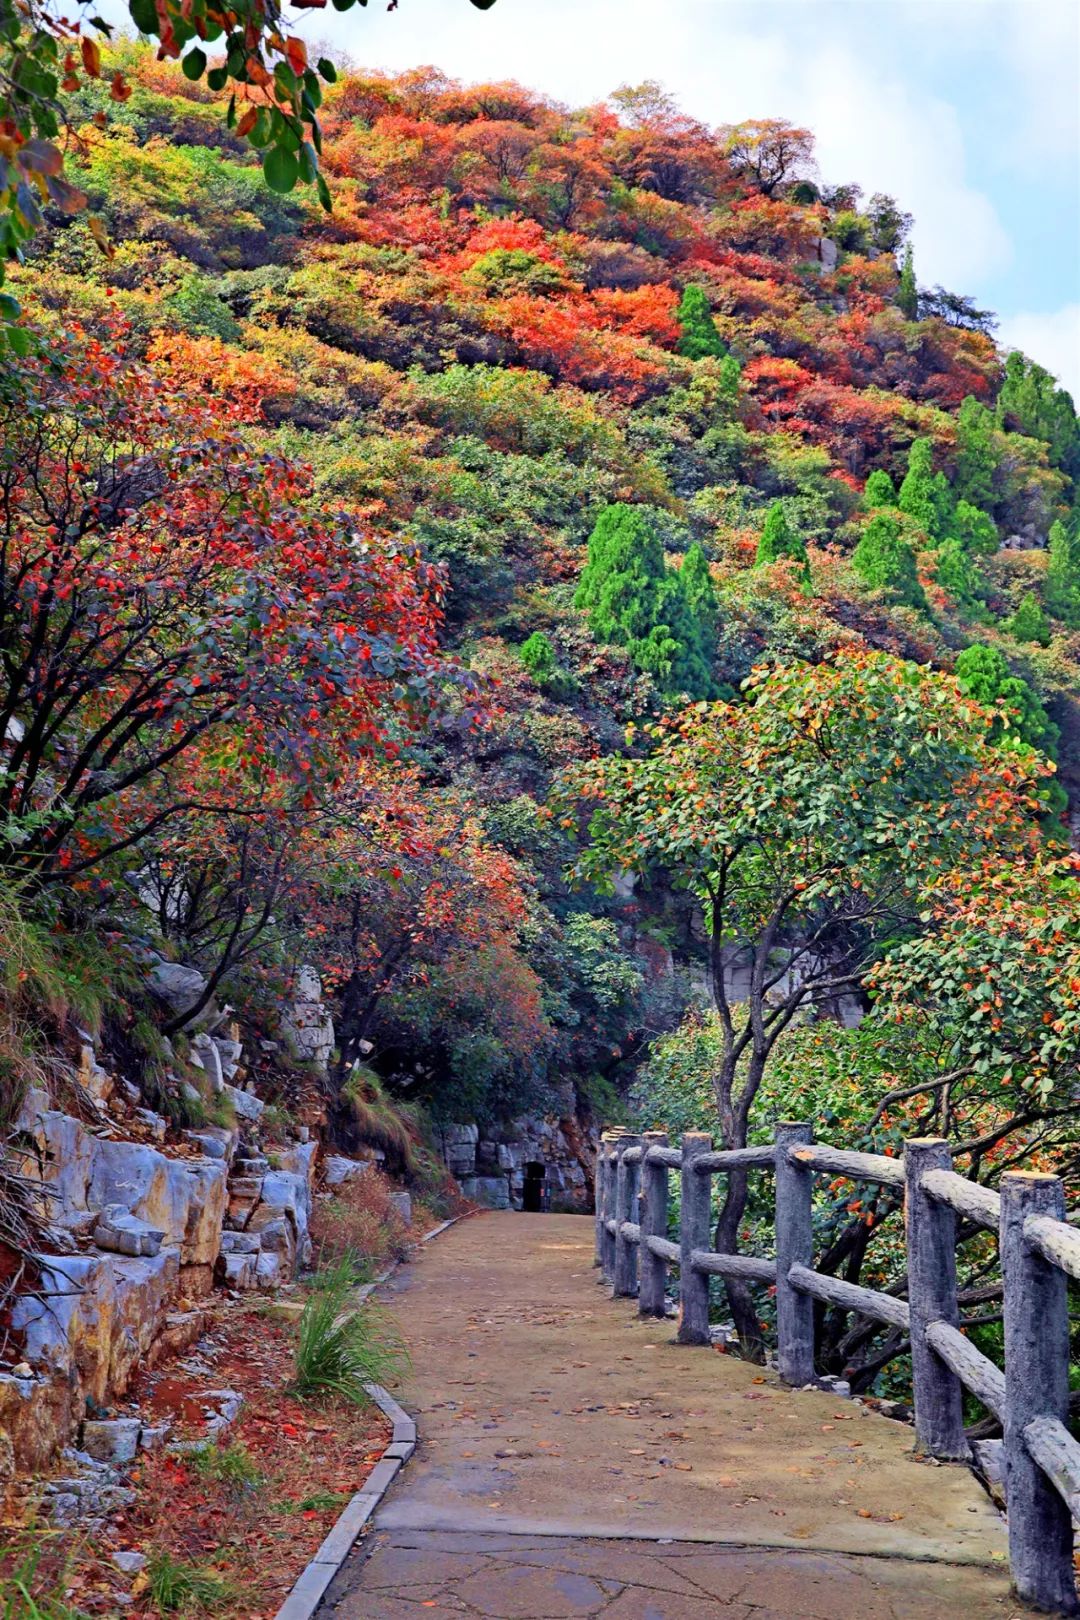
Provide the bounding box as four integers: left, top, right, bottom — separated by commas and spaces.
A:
594, 1125, 1080, 1615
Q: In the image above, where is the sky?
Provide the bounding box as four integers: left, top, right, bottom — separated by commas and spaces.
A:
292, 0, 1080, 399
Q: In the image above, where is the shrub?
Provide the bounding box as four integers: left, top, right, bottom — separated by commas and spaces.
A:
862, 469, 897, 509
311, 1166, 412, 1274
676, 284, 725, 361
290, 1261, 408, 1405
1007, 590, 1052, 648
851, 513, 926, 609
755, 501, 809, 573
519, 631, 557, 685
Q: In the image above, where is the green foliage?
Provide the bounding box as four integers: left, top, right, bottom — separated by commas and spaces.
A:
898, 437, 952, 539
755, 501, 809, 573
954, 396, 999, 510
1046, 517, 1080, 623
146, 1550, 233, 1615
897, 244, 918, 320
679, 543, 720, 636
575, 503, 713, 697
997, 351, 1080, 480
519, 631, 557, 686
851, 512, 926, 608
291, 1260, 408, 1405
1007, 590, 1052, 648
0, 1528, 89, 1620
950, 499, 998, 556
676, 284, 725, 361
863, 469, 897, 509
189, 1442, 264, 1493
954, 644, 1057, 752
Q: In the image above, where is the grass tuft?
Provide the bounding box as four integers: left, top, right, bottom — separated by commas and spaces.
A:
146, 1550, 232, 1614
189, 1441, 264, 1493
290, 1259, 408, 1406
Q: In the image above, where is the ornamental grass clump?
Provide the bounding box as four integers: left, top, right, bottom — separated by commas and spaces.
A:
290, 1260, 408, 1406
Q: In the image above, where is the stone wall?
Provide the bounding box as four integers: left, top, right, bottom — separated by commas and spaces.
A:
438, 1116, 595, 1213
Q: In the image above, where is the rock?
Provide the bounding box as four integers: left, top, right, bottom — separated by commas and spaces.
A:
202, 1390, 242, 1439
234, 1157, 270, 1177
252, 1217, 295, 1271
323, 1155, 371, 1188
461, 1176, 510, 1211
11, 1362, 31, 1378
92, 1205, 166, 1259
49, 1492, 80, 1525
224, 1085, 264, 1124
112, 1551, 147, 1576
389, 1190, 412, 1226
254, 1251, 284, 1290
180, 1082, 202, 1106
0, 1371, 71, 1472
81, 1418, 141, 1464
182, 1128, 235, 1162
191, 1032, 224, 1093
78, 1044, 113, 1105
220, 1252, 257, 1290
815, 235, 839, 271
281, 965, 335, 1071
214, 1035, 243, 1081
276, 1141, 318, 1188
0, 1426, 14, 1483
139, 1423, 171, 1452
219, 1231, 260, 1255
133, 1109, 167, 1141
148, 961, 210, 1022
88, 1138, 227, 1269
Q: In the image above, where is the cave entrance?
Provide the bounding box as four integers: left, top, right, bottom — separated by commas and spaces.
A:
522, 1160, 547, 1212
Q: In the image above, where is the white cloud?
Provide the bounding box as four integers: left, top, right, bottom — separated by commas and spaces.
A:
996, 303, 1080, 401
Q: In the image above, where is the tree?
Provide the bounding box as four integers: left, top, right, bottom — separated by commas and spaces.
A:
0, 316, 455, 885
1046, 517, 1080, 624
951, 499, 998, 556
898, 437, 953, 539
997, 352, 1080, 480
896, 245, 918, 320
954, 645, 1057, 752
575, 504, 712, 697
954, 396, 999, 510
0, 1, 498, 322
866, 192, 912, 254
520, 631, 558, 685
719, 119, 815, 197
919, 287, 997, 334
679, 543, 720, 636
1007, 591, 1052, 648
559, 650, 1048, 1347
863, 469, 897, 509
851, 513, 926, 608
676, 284, 725, 361
755, 501, 809, 569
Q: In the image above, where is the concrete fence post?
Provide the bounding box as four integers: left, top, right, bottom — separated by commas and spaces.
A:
601, 1132, 622, 1284
677, 1132, 712, 1345
904, 1138, 967, 1460
1000, 1171, 1078, 1615
639, 1131, 669, 1318
594, 1133, 611, 1272
774, 1122, 815, 1386
613, 1133, 643, 1297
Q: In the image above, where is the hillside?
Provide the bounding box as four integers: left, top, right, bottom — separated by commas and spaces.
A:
2, 48, 1080, 1592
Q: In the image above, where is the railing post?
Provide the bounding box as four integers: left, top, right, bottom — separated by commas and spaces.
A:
1000, 1171, 1078, 1616
601, 1133, 621, 1284
904, 1138, 967, 1460
638, 1131, 669, 1318
775, 1121, 815, 1386
677, 1132, 712, 1345
613, 1133, 642, 1297
594, 1133, 610, 1272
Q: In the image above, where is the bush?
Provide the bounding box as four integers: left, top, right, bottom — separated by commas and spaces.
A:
851, 513, 926, 609
291, 1260, 408, 1405
519, 631, 557, 685
310, 1165, 413, 1275
190, 1441, 264, 1494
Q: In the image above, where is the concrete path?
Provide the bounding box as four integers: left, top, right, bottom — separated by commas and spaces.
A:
319, 1212, 1027, 1619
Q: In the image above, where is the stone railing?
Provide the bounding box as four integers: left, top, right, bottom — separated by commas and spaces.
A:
595, 1125, 1080, 1615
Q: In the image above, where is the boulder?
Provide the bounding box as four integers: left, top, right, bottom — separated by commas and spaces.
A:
88, 1139, 227, 1268
254, 1251, 284, 1290
220, 1252, 257, 1290
81, 1418, 141, 1465
78, 1044, 113, 1105
323, 1155, 371, 1188
219, 1231, 260, 1255
460, 1176, 510, 1210
815, 235, 839, 271
92, 1205, 165, 1259
281, 965, 335, 1070
191, 1033, 224, 1093
214, 1034, 243, 1081
224, 1084, 264, 1124
0, 1371, 71, 1472
148, 961, 210, 1023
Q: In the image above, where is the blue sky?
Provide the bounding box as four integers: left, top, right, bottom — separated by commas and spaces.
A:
289, 0, 1079, 397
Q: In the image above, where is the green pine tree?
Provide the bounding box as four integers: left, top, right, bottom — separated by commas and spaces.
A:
756, 501, 808, 569
954, 644, 1057, 753
953, 396, 999, 510
862, 469, 897, 509
897, 244, 918, 320
898, 437, 953, 540
575, 504, 712, 697
934, 538, 986, 612
851, 513, 925, 608
676, 284, 726, 361
950, 499, 998, 557
520, 630, 557, 685
679, 542, 720, 636
1007, 590, 1052, 648
997, 351, 1080, 480
1046, 517, 1080, 624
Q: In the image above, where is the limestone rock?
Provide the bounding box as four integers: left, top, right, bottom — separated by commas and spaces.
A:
113, 1550, 147, 1576
280, 965, 335, 1071
323, 1155, 371, 1188
219, 1231, 260, 1255
92, 1205, 165, 1259
148, 961, 210, 1023
81, 1418, 141, 1464
191, 1033, 224, 1093
224, 1084, 264, 1124
220, 1252, 257, 1290
88, 1139, 227, 1268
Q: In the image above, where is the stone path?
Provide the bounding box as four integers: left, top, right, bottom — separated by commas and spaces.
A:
319, 1212, 1027, 1619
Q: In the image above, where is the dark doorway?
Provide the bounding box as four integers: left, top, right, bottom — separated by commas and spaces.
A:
522, 1161, 546, 1212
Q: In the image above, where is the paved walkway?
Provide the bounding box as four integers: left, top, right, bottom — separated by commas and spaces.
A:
319, 1212, 1027, 1620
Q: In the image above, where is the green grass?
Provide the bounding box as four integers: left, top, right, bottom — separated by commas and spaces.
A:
290, 1260, 408, 1406
277, 1490, 351, 1514
146, 1550, 233, 1615
0, 1534, 89, 1620
189, 1442, 264, 1493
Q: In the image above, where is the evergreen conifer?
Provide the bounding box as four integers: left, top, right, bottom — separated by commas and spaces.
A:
897, 245, 918, 320
756, 501, 808, 569
676, 284, 726, 361
898, 437, 953, 540
863, 469, 897, 509
852, 513, 925, 608
1007, 591, 1052, 648
680, 542, 720, 635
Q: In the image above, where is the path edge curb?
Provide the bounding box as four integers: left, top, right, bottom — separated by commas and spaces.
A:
271, 1212, 463, 1620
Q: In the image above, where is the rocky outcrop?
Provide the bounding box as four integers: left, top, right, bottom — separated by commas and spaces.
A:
280, 965, 335, 1072
440, 1116, 595, 1212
